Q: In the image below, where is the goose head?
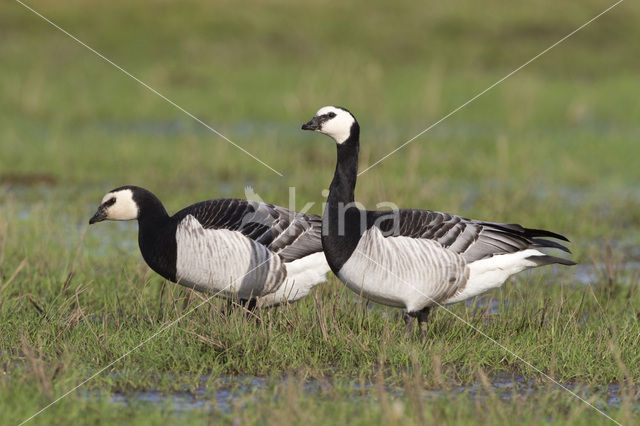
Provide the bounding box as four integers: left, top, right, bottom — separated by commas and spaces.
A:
301, 106, 358, 144
89, 187, 139, 224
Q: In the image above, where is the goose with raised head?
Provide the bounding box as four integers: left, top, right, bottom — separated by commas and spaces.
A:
302, 106, 576, 335
89, 186, 329, 308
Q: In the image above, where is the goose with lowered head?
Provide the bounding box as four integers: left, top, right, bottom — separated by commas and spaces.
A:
89, 186, 329, 308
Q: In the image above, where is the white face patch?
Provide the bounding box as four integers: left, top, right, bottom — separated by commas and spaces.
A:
315, 106, 356, 144
102, 189, 139, 221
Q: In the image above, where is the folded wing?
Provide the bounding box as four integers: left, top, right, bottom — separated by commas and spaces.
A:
371, 208, 572, 263
174, 199, 323, 262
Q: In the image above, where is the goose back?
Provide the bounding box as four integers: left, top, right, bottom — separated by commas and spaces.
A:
172, 198, 324, 262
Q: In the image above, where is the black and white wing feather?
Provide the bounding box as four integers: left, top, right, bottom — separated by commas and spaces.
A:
372, 209, 573, 263
174, 199, 323, 262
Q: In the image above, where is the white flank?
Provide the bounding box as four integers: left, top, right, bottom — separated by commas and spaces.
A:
337, 227, 468, 312
175, 215, 285, 299
257, 251, 330, 307
443, 249, 545, 304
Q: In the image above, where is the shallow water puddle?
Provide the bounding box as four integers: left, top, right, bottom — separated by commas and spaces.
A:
570, 261, 640, 286
85, 375, 267, 413
84, 374, 639, 413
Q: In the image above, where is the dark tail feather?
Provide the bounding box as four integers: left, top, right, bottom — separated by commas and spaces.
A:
483, 222, 571, 242
524, 227, 570, 242
531, 238, 571, 254
527, 254, 577, 267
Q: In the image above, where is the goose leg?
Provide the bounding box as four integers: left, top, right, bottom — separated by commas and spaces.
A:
240, 298, 258, 318
403, 310, 415, 336
243, 298, 257, 311
222, 298, 234, 315
416, 307, 432, 339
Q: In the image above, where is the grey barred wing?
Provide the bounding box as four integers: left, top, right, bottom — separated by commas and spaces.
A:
174, 199, 323, 262
371, 208, 571, 263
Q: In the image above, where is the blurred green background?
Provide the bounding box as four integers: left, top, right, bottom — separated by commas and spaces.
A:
2, 0, 638, 216
1, 0, 639, 424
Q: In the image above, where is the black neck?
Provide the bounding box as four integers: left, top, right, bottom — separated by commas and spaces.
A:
135, 190, 170, 233
322, 123, 364, 273
132, 189, 177, 282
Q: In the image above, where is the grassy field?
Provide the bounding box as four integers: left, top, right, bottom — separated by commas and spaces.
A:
1, 0, 640, 424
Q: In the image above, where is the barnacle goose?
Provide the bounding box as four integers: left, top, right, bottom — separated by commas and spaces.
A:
302, 106, 576, 334
89, 186, 329, 308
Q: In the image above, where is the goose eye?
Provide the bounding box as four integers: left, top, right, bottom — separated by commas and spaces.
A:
328, 112, 336, 118
104, 197, 116, 207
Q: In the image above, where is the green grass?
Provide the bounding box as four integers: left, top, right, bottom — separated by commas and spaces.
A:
1, 0, 640, 424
